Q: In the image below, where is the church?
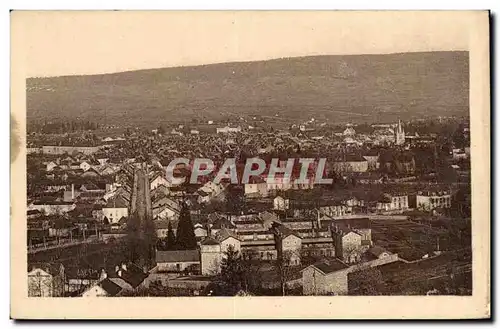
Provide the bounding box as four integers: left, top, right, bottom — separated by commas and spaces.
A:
394, 120, 405, 145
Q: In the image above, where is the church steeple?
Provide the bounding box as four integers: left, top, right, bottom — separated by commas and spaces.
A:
395, 119, 405, 145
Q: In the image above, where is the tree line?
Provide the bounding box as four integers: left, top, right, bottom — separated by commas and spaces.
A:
28, 120, 100, 134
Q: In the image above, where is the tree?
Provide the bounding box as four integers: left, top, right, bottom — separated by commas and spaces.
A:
275, 250, 299, 296
216, 245, 245, 296
166, 221, 176, 250
349, 267, 386, 295
175, 203, 197, 250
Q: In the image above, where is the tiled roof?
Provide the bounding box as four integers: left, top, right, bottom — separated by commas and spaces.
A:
312, 260, 349, 275
119, 263, 148, 288
201, 237, 220, 246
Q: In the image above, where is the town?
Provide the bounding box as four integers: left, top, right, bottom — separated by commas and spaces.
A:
26, 115, 472, 297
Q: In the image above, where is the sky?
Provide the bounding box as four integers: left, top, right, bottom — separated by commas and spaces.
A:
12, 11, 472, 78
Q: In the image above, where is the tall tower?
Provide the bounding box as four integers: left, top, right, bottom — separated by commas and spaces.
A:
395, 120, 405, 145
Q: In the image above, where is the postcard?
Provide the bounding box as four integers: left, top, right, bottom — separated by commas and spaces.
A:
10, 10, 490, 319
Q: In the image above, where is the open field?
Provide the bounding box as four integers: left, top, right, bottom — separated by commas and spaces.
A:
371, 218, 470, 261
349, 250, 472, 295
28, 239, 130, 273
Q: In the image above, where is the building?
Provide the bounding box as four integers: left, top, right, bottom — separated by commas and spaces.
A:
331, 225, 365, 264
155, 250, 201, 274
244, 177, 268, 198
416, 191, 452, 211
41, 145, 101, 155
318, 205, 352, 218
155, 219, 178, 238
302, 259, 350, 295
394, 120, 405, 145
376, 193, 409, 212
363, 152, 380, 171
272, 223, 302, 266
28, 263, 65, 297
200, 238, 223, 276
150, 173, 173, 190
217, 228, 242, 253
28, 201, 76, 215
102, 196, 129, 224
343, 126, 356, 136
152, 198, 181, 220
82, 278, 123, 297
452, 148, 468, 160
331, 154, 369, 173
216, 126, 242, 134
273, 196, 290, 211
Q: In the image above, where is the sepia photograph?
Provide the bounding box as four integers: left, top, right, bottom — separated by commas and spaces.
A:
10, 10, 490, 319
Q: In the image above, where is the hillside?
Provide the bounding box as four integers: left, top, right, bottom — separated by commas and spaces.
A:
26, 51, 469, 127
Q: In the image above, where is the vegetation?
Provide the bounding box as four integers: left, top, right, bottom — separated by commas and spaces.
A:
215, 245, 246, 296
349, 267, 386, 295
175, 203, 197, 250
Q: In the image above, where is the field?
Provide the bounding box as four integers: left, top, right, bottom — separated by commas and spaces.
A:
28, 239, 130, 275
370, 218, 471, 261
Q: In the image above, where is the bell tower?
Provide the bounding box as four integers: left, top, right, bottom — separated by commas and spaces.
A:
395, 120, 405, 145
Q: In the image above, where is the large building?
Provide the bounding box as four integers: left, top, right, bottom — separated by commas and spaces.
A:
394, 120, 406, 146
416, 191, 452, 211
41, 145, 102, 155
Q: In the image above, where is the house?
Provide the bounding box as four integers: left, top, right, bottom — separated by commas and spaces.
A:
156, 250, 201, 274
319, 204, 353, 218
80, 167, 101, 179
452, 148, 468, 160
416, 190, 452, 211
272, 223, 302, 265
153, 198, 181, 220
196, 182, 225, 204
244, 176, 268, 198
331, 154, 369, 173
364, 246, 392, 261
28, 201, 76, 215
343, 126, 356, 136
98, 164, 116, 176
216, 126, 242, 134
46, 161, 58, 172
200, 237, 223, 276
362, 151, 380, 171
216, 228, 241, 253
376, 193, 409, 213
108, 263, 149, 293
65, 267, 101, 295
27, 209, 42, 220
150, 172, 172, 190
331, 224, 365, 264
82, 277, 123, 297
194, 224, 208, 240
273, 196, 290, 211
28, 263, 65, 297
155, 219, 178, 238
302, 259, 350, 295
102, 196, 129, 224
